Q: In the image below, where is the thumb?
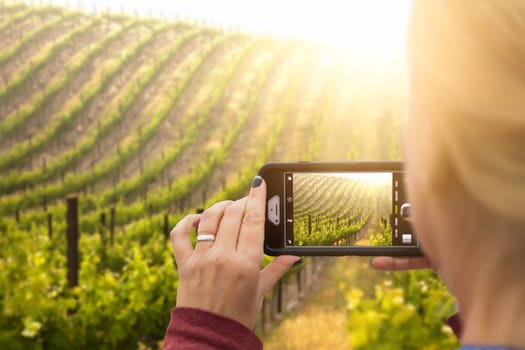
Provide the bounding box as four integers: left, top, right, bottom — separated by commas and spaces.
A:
258, 255, 301, 294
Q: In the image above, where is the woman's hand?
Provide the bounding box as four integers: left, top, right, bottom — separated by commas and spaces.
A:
370, 256, 433, 271
169, 176, 300, 329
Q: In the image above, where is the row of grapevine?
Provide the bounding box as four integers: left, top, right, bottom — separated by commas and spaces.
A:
0, 18, 101, 113
0, 26, 198, 193
0, 4, 291, 348
0, 20, 161, 169
0, 2, 459, 349
293, 178, 372, 246
0, 17, 139, 138
0, 11, 79, 68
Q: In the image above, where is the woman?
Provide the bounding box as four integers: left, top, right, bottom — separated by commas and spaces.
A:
164, 1, 525, 349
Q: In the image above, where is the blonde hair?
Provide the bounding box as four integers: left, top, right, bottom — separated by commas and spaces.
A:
408, 0, 525, 222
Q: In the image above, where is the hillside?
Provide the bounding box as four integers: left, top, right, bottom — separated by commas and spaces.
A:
0, 3, 427, 349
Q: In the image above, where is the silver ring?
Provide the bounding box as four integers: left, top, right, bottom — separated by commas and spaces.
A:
196, 234, 216, 243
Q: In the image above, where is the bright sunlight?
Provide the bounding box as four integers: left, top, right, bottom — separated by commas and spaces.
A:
40, 0, 412, 64
330, 172, 391, 185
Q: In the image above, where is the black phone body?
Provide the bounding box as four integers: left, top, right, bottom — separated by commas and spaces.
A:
259, 161, 422, 256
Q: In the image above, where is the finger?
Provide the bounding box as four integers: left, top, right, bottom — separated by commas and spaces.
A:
215, 197, 247, 250
258, 255, 301, 294
370, 256, 432, 271
170, 214, 201, 266
195, 200, 234, 253
237, 176, 266, 260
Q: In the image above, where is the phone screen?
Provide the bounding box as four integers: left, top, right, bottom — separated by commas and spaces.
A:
281, 171, 417, 247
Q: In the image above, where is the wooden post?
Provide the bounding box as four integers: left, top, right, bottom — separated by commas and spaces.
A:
15, 210, 19, 223
308, 215, 312, 236
47, 213, 53, 239
277, 280, 283, 314
66, 197, 79, 288
260, 297, 267, 333
110, 207, 115, 246
100, 212, 106, 241
296, 269, 302, 295
28, 139, 33, 171
100, 212, 106, 226
164, 213, 170, 240
270, 292, 276, 322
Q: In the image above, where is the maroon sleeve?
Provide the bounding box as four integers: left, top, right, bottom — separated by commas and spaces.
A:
447, 313, 463, 339
163, 307, 263, 350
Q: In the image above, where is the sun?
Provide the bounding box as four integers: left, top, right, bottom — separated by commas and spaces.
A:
280, 0, 413, 64
332, 172, 391, 185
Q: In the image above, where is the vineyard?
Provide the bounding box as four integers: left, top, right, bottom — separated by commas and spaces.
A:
0, 2, 458, 350
292, 173, 391, 246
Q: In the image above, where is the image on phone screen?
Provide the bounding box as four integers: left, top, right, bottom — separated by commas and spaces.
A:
282, 171, 417, 247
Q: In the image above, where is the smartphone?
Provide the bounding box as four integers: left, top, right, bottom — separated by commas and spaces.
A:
259, 161, 422, 256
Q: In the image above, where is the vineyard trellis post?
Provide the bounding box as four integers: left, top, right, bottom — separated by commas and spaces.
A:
163, 213, 169, 240
66, 196, 79, 288
47, 213, 52, 239
28, 138, 32, 170
260, 298, 267, 333
296, 269, 302, 295
100, 211, 106, 242
276, 279, 283, 314
110, 206, 115, 246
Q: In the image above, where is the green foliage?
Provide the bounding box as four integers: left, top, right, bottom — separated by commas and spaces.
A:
0, 8, 74, 67
0, 24, 199, 196
0, 3, 445, 350
343, 270, 459, 350
0, 17, 98, 113
293, 175, 376, 246
0, 19, 149, 170
369, 221, 392, 246
0, 218, 177, 350
0, 8, 33, 35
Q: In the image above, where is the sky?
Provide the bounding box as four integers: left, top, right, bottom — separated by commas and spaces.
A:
33, 0, 413, 63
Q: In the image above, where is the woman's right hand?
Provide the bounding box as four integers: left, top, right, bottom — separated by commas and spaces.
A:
370, 256, 433, 271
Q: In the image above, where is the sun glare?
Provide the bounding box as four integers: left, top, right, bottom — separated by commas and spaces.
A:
332, 172, 391, 185
43, 0, 412, 65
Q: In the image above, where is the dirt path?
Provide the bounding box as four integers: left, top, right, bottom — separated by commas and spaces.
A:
262, 256, 383, 350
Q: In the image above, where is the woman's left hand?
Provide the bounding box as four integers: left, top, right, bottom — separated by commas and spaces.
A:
170, 176, 300, 329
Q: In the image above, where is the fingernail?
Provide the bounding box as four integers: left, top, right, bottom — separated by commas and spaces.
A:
292, 258, 303, 267
252, 176, 263, 188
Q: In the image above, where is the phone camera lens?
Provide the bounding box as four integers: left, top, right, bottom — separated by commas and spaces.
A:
400, 203, 411, 219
